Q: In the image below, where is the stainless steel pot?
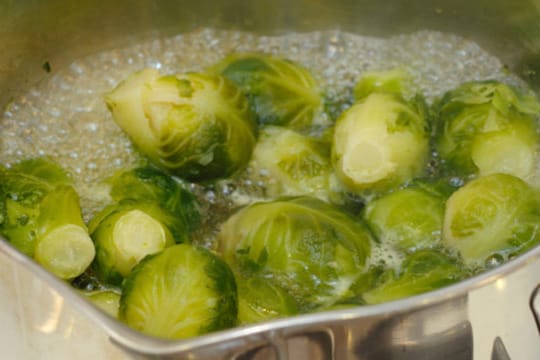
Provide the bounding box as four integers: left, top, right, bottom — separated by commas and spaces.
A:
1, 1, 540, 359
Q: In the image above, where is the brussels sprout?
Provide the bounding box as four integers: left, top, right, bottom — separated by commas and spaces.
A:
235, 273, 299, 325
250, 126, 333, 200
212, 53, 323, 129
89, 200, 179, 286
89, 166, 199, 285
218, 196, 372, 310
443, 173, 540, 265
0, 159, 95, 279
332, 92, 429, 193
109, 166, 200, 232
331, 69, 429, 193
435, 81, 540, 180
2, 157, 72, 189
0, 158, 72, 244
364, 181, 450, 251
33, 187, 95, 279
105, 69, 257, 181
82, 289, 121, 318
349, 262, 392, 299
119, 244, 237, 339
353, 68, 412, 101
362, 249, 467, 304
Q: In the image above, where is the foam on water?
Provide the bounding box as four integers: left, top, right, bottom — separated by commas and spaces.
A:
0, 28, 527, 263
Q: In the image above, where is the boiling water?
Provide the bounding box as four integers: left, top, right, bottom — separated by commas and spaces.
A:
0, 28, 528, 268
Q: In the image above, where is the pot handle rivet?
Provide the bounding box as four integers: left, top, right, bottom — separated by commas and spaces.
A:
530, 283, 540, 335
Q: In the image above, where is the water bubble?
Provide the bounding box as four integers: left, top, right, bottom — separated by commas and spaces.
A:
85, 122, 98, 132
220, 183, 236, 196
485, 253, 504, 268
205, 190, 216, 203
449, 177, 464, 187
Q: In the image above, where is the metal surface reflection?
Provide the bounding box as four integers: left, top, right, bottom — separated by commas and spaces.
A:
35, 296, 64, 334
354, 298, 472, 360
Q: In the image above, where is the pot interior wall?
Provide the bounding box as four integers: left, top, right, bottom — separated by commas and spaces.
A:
2, 0, 540, 109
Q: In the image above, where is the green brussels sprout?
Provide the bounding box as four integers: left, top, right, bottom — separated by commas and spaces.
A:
362, 249, 467, 304
119, 244, 237, 340
0, 158, 71, 255
353, 68, 412, 101
212, 53, 323, 130
443, 173, 540, 265
109, 166, 200, 233
218, 196, 372, 310
105, 69, 257, 182
322, 262, 392, 307
235, 273, 299, 325
364, 181, 450, 251
81, 289, 121, 318
89, 166, 200, 285
0, 159, 95, 279
33, 187, 96, 280
250, 126, 334, 201
89, 200, 181, 286
332, 92, 429, 193
348, 262, 392, 300
435, 81, 540, 180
